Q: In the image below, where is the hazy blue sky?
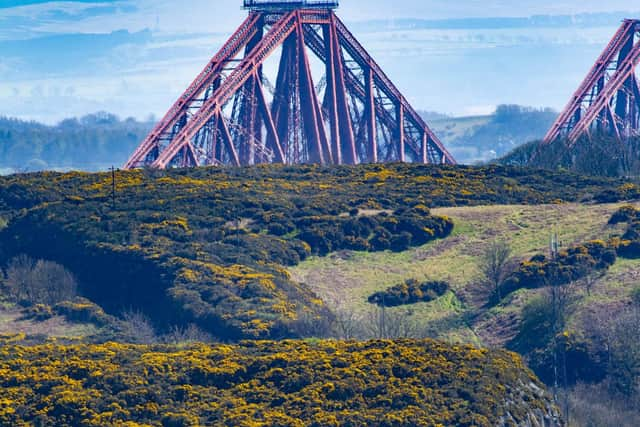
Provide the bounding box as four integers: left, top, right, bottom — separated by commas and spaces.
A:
0, 0, 639, 123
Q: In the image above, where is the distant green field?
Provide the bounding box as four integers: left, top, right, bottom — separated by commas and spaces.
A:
430, 115, 491, 142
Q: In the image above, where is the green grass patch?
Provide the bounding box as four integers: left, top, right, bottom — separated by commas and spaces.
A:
290, 202, 638, 346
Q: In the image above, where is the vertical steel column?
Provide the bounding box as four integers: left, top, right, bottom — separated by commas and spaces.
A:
397, 102, 405, 162
212, 114, 222, 163
181, 143, 198, 168
323, 25, 341, 164
606, 105, 622, 140
238, 19, 265, 164
596, 76, 606, 133
421, 131, 428, 164
217, 111, 241, 166
270, 35, 296, 163
296, 15, 330, 163
254, 73, 285, 162
328, 15, 356, 164
365, 66, 377, 163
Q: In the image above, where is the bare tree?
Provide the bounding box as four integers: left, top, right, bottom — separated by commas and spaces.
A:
163, 324, 213, 345
32, 260, 77, 304
290, 308, 334, 338
580, 271, 604, 297
365, 306, 421, 339
4, 255, 34, 302
480, 240, 515, 301
545, 272, 578, 423
4, 255, 77, 305
120, 309, 157, 344
332, 305, 362, 340
608, 302, 640, 399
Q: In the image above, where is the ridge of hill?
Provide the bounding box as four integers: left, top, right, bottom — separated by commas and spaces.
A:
0, 113, 152, 174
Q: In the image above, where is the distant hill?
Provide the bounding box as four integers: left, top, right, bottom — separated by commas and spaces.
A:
423, 105, 557, 164
0, 105, 555, 173
0, 113, 152, 174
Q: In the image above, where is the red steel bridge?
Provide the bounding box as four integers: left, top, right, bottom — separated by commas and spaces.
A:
543, 19, 640, 147
124, 0, 455, 169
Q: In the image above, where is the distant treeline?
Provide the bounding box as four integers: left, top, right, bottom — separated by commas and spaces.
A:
500, 135, 640, 177
0, 105, 557, 173
0, 113, 152, 173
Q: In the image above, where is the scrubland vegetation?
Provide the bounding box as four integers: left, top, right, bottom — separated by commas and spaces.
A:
1, 163, 632, 341
0, 338, 561, 426
1, 163, 639, 425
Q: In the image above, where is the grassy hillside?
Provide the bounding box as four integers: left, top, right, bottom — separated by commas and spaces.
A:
0, 338, 560, 426
290, 202, 640, 345
0, 164, 638, 342
0, 164, 638, 425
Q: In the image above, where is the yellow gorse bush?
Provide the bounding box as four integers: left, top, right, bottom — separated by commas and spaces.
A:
0, 339, 557, 426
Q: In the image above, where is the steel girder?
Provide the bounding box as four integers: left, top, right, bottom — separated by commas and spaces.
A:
124, 8, 455, 169
543, 19, 640, 147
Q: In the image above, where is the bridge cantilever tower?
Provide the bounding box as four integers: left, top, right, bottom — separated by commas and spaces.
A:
124, 0, 455, 169
543, 19, 640, 148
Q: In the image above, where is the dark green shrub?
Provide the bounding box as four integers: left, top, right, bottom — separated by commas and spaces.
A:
22, 303, 54, 321
390, 232, 412, 252
369, 279, 450, 307
498, 241, 617, 299
618, 240, 640, 259
608, 205, 639, 224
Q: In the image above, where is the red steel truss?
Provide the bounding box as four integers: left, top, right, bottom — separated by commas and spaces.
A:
543, 19, 640, 147
124, 4, 455, 169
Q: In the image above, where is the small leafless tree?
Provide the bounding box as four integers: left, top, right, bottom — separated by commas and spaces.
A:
4, 255, 77, 305
580, 271, 604, 297
608, 308, 640, 398
365, 306, 421, 339
290, 308, 334, 338
332, 305, 362, 340
480, 240, 515, 301
120, 309, 157, 344
162, 324, 213, 344
545, 272, 578, 423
